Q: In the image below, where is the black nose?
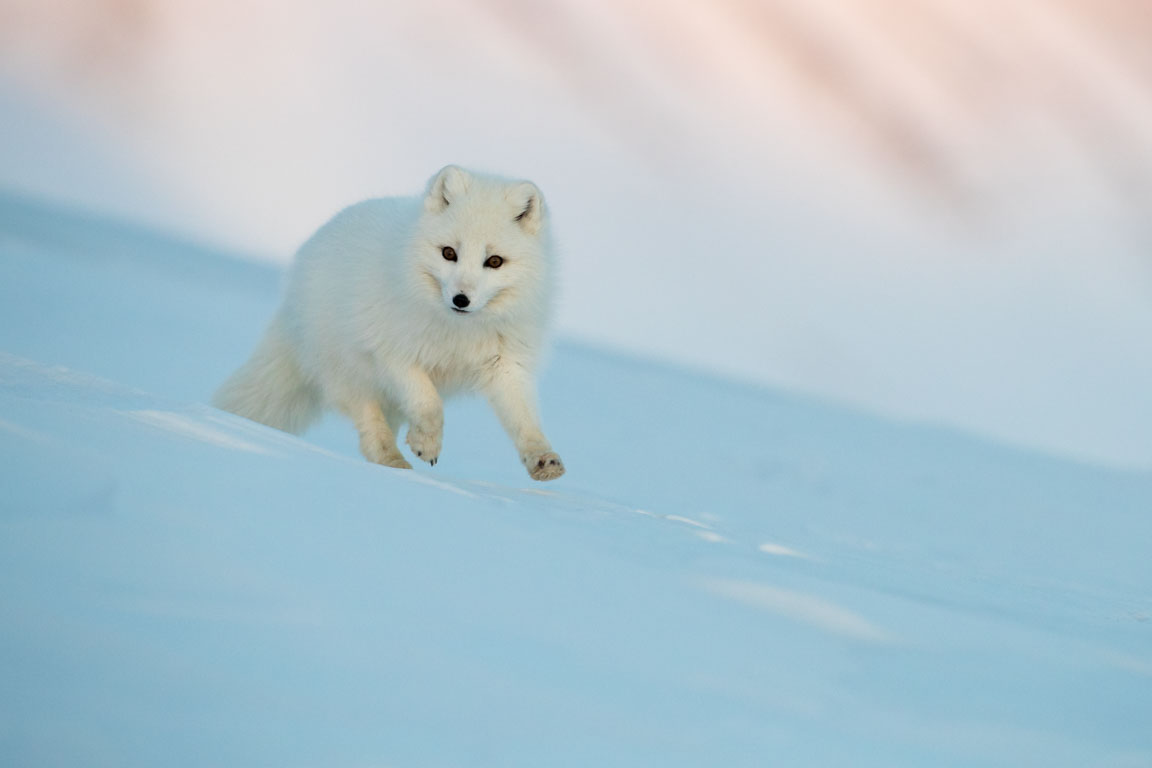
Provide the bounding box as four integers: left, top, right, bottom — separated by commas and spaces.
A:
453, 293, 470, 308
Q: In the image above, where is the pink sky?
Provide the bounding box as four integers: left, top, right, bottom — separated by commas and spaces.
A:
2, 0, 1151, 469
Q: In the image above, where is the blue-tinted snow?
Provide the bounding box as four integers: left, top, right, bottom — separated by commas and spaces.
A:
1, 192, 1150, 767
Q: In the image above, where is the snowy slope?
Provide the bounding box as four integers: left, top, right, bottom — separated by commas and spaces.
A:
1, 193, 1151, 767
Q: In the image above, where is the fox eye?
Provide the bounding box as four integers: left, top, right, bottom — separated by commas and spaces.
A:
484, 255, 504, 269
442, 246, 457, 262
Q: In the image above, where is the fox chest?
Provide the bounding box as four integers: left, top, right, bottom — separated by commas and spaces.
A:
416, 334, 502, 395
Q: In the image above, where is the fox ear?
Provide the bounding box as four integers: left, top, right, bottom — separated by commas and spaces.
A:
510, 181, 544, 234
425, 165, 471, 213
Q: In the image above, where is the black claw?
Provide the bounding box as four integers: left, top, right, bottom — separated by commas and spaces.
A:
416, 451, 422, 457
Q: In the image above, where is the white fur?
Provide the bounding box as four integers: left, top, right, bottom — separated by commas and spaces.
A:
214, 166, 565, 481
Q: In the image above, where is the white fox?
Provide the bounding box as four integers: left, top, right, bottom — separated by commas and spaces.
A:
213, 165, 565, 481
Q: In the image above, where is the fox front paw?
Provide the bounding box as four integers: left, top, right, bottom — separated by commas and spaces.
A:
406, 421, 442, 466
524, 450, 565, 481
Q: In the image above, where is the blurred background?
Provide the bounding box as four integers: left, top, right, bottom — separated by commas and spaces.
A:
1, 0, 1150, 469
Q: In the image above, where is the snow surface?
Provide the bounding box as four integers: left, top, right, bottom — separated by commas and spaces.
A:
1, 192, 1151, 766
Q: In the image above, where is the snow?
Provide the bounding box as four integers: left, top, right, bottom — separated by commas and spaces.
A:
2, 191, 1151, 767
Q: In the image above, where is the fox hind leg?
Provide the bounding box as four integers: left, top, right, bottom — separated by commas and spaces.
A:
343, 399, 411, 469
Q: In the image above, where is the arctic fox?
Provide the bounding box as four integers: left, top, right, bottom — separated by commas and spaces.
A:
213, 165, 565, 481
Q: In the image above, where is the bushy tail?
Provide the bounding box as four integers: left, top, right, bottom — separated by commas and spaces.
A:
213, 316, 322, 434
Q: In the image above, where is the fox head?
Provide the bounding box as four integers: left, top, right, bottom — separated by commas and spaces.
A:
414, 165, 550, 321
